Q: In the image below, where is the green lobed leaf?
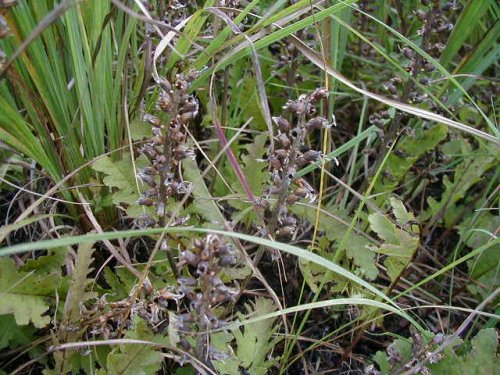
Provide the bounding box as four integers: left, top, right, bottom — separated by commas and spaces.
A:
421, 141, 497, 223
0, 257, 62, 327
374, 124, 448, 197
106, 317, 164, 375
369, 198, 419, 282
92, 152, 149, 217
0, 314, 37, 350
292, 204, 378, 282
431, 329, 499, 374
213, 298, 280, 375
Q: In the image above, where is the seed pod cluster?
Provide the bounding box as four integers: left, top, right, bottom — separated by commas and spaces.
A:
261, 88, 330, 238
136, 72, 199, 228
368, 0, 457, 137
176, 235, 240, 362
394, 0, 456, 86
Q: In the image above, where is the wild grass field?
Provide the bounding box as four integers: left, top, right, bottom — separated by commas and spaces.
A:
0, 0, 498, 374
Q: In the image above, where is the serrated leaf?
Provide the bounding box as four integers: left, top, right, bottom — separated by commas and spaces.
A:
92, 152, 148, 209
20, 249, 68, 274
213, 298, 280, 375
461, 212, 500, 299
239, 133, 268, 195
374, 124, 448, 195
430, 329, 498, 374
182, 157, 226, 226
292, 205, 378, 281
390, 197, 415, 225
54, 243, 97, 374
0, 314, 36, 350
421, 141, 497, 223
369, 198, 419, 283
103, 266, 138, 301
228, 133, 269, 225
61, 242, 97, 333
0, 257, 62, 327
107, 317, 163, 375
369, 213, 400, 244
130, 119, 153, 141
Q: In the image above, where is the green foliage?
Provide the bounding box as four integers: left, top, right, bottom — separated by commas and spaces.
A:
373, 329, 499, 375
106, 317, 164, 375
54, 243, 97, 373
374, 123, 448, 196
459, 212, 500, 299
293, 204, 378, 290
213, 298, 280, 375
0, 314, 36, 350
368, 197, 420, 282
92, 152, 149, 217
421, 140, 497, 224
228, 133, 269, 224
0, 255, 63, 327
431, 329, 499, 374
60, 243, 97, 334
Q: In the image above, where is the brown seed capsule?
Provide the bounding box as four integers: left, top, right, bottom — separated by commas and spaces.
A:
219, 254, 237, 267
175, 79, 188, 92
294, 187, 308, 198
278, 133, 291, 149
370, 118, 385, 128
268, 155, 282, 170
145, 188, 158, 198
402, 47, 415, 59
296, 154, 307, 167
141, 166, 157, 176
306, 117, 328, 131
274, 149, 288, 161
136, 213, 156, 229
283, 100, 299, 114
180, 111, 196, 123
310, 87, 328, 102
180, 101, 198, 114
174, 145, 194, 160
143, 114, 161, 127
273, 116, 290, 133
254, 197, 270, 210
286, 194, 301, 205
138, 172, 156, 187
276, 225, 295, 237
436, 23, 453, 33
170, 130, 185, 143
159, 78, 171, 91
151, 135, 164, 145
137, 195, 155, 206
181, 250, 200, 267
384, 83, 398, 95
140, 144, 157, 159
158, 92, 173, 112
303, 150, 321, 162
